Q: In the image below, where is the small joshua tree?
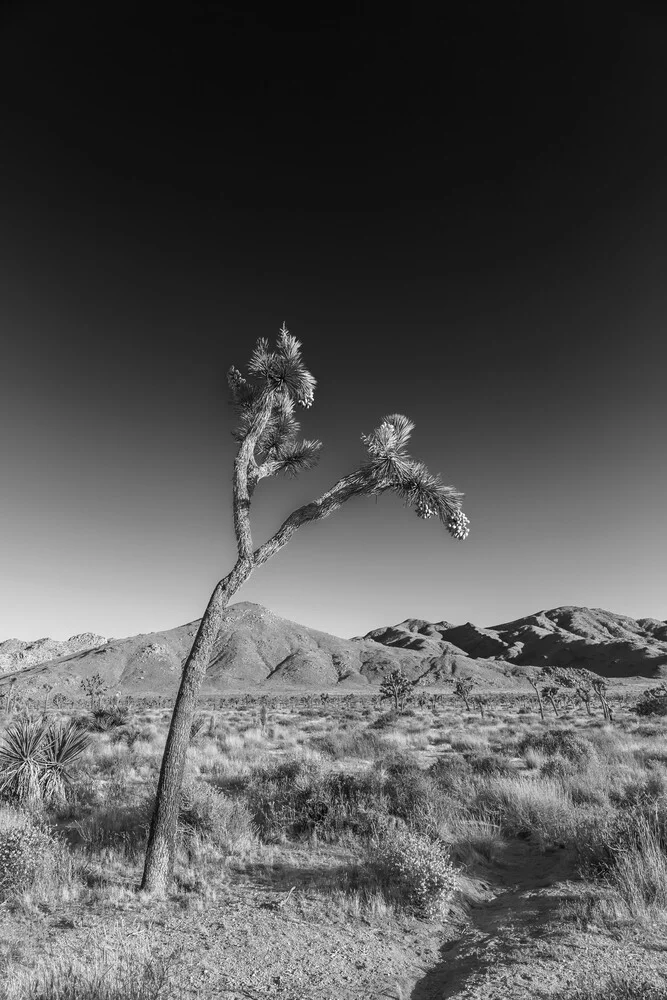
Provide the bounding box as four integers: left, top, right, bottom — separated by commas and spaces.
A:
592, 678, 613, 722
541, 685, 561, 718
141, 324, 470, 894
380, 669, 413, 712
575, 684, 593, 715
525, 673, 545, 721
474, 694, 488, 719
80, 673, 107, 712
453, 677, 474, 712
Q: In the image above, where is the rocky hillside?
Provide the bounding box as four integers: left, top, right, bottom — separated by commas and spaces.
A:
0, 603, 520, 695
0, 634, 108, 674
359, 606, 667, 679
3, 603, 665, 697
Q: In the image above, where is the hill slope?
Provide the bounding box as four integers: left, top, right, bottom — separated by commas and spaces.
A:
359, 606, 667, 679
0, 603, 518, 695
3, 603, 665, 697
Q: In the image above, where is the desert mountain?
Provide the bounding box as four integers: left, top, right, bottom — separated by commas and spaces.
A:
359, 606, 667, 679
0, 634, 108, 674
0, 603, 519, 695
3, 603, 665, 698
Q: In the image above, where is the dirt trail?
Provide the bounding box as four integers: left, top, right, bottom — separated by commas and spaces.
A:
409, 839, 592, 999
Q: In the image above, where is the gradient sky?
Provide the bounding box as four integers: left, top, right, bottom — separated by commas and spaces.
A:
1, 5, 666, 642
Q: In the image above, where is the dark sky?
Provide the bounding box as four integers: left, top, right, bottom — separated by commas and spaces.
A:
1, 4, 666, 640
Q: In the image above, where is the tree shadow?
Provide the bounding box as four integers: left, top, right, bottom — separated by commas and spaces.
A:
233, 856, 364, 899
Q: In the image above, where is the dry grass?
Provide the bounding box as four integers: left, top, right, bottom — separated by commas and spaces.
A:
0, 686, 666, 995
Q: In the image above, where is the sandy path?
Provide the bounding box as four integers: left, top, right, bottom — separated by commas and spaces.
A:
407, 838, 663, 1000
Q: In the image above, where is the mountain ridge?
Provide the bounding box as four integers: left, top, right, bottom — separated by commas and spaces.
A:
1, 603, 665, 695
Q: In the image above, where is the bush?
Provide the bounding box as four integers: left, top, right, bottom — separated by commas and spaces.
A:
376, 753, 433, 821
310, 729, 386, 759
473, 775, 575, 846
633, 687, 667, 718
541, 755, 577, 779
246, 756, 387, 843
429, 754, 473, 792
467, 752, 517, 777
178, 782, 256, 853
371, 710, 400, 730
370, 829, 460, 916
517, 729, 594, 770
0, 812, 64, 900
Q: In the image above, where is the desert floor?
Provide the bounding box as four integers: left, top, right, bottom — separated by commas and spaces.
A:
1, 682, 667, 999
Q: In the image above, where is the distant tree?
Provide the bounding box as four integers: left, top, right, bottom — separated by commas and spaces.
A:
525, 673, 545, 721
575, 684, 593, 715
453, 677, 475, 712
473, 695, 487, 719
380, 669, 413, 711
140, 325, 470, 895
592, 678, 613, 722
80, 673, 107, 711
541, 685, 561, 718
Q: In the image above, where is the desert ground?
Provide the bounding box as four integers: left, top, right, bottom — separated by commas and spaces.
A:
1, 677, 667, 999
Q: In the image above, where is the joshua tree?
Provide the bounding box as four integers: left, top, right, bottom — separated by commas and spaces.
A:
592, 677, 613, 722
575, 684, 593, 715
41, 683, 54, 716
541, 685, 561, 718
80, 673, 107, 711
453, 677, 475, 712
380, 669, 413, 712
473, 695, 487, 719
140, 324, 470, 894
525, 673, 545, 721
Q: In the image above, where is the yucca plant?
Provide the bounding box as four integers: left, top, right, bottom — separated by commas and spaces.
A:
41, 721, 91, 804
0, 718, 90, 805
142, 323, 471, 894
0, 720, 46, 804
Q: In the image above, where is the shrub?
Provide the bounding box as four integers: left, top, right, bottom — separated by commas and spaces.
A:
310, 729, 385, 759
246, 756, 387, 843
370, 829, 460, 916
0, 812, 64, 900
178, 782, 256, 853
473, 775, 575, 846
633, 687, 667, 718
466, 752, 516, 777
429, 754, 473, 792
541, 755, 577, 779
371, 710, 400, 730
376, 753, 433, 821
517, 729, 594, 770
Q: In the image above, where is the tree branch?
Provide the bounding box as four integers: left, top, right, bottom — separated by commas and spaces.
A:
252, 469, 378, 567
233, 395, 275, 562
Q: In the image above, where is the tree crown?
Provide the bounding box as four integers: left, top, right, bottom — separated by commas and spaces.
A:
227, 324, 470, 540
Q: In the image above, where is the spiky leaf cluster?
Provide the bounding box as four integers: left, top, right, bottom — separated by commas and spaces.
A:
0, 719, 90, 804
228, 324, 321, 479
246, 324, 316, 409
361, 414, 469, 538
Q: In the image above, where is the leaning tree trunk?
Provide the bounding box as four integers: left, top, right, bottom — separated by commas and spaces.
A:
141, 560, 251, 894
